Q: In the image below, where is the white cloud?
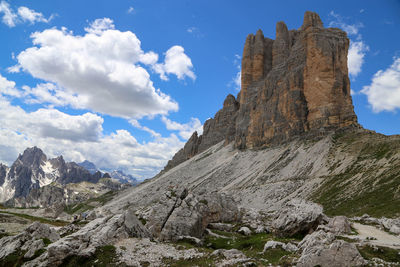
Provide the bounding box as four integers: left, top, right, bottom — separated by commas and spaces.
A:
228, 54, 241, 91
153, 45, 196, 81
23, 83, 83, 108
233, 71, 241, 91
361, 57, 400, 112
328, 11, 368, 79
0, 95, 184, 179
0, 73, 21, 97
348, 41, 369, 77
161, 116, 202, 140
127, 6, 134, 14
0, 1, 52, 27
129, 119, 161, 138
328, 11, 364, 36
17, 6, 51, 24
0, 96, 103, 143
0, 1, 17, 27
84, 18, 115, 35
12, 19, 180, 118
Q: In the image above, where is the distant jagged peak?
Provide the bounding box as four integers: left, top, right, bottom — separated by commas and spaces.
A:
78, 160, 98, 174
16, 146, 47, 168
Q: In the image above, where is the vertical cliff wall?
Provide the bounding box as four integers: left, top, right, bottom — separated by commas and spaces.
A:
164, 11, 358, 171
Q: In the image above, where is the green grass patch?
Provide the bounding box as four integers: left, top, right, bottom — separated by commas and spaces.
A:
312, 133, 400, 218
0, 211, 68, 226
312, 170, 400, 218
162, 255, 218, 267
64, 203, 94, 215
59, 245, 124, 267
358, 245, 400, 263
0, 247, 46, 267
42, 238, 51, 246
204, 231, 296, 262
262, 248, 292, 265
64, 191, 116, 215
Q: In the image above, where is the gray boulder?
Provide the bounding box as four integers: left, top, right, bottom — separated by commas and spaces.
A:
25, 222, 60, 242
147, 189, 240, 241
379, 217, 400, 235
124, 209, 152, 238
263, 240, 297, 253
25, 210, 150, 266
162, 193, 240, 241
238, 227, 252, 236
297, 230, 366, 267
23, 239, 44, 259
272, 199, 324, 237
0, 222, 59, 261
327, 216, 352, 234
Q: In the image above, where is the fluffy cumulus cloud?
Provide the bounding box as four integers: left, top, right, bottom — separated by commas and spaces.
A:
361, 57, 400, 112
161, 116, 203, 140
11, 18, 181, 118
0, 1, 52, 27
0, 96, 103, 143
230, 54, 241, 91
329, 11, 368, 79
348, 41, 369, 77
0, 73, 20, 97
0, 95, 184, 178
0, 18, 198, 178
153, 46, 196, 81
17, 6, 51, 24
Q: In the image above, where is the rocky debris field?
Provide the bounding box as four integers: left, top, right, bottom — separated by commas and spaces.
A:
0, 188, 398, 266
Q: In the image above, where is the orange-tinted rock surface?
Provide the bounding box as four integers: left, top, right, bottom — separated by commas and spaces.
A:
165, 11, 358, 170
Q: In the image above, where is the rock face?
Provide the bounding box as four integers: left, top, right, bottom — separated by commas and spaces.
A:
164, 94, 239, 170
297, 230, 366, 267
272, 199, 325, 237
327, 216, 352, 234
24, 210, 150, 266
0, 222, 60, 260
146, 189, 241, 241
165, 11, 358, 169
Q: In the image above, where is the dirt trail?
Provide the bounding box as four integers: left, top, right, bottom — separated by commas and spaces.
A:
352, 222, 400, 249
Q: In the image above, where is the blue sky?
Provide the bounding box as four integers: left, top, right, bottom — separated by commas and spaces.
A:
0, 0, 399, 179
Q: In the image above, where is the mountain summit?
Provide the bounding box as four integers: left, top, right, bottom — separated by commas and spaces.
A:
166, 11, 358, 170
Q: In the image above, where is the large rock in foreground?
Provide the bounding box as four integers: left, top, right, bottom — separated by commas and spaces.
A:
146, 189, 241, 241
297, 230, 366, 267
272, 199, 324, 237
0, 222, 60, 261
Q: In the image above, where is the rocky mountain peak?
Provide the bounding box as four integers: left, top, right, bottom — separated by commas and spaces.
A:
16, 146, 47, 169
301, 11, 324, 30
78, 160, 98, 174
164, 11, 359, 171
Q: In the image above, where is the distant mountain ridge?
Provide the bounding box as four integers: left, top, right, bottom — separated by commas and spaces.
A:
78, 160, 138, 185
0, 147, 108, 202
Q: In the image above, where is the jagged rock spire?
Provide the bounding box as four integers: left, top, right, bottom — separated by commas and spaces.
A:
164, 11, 359, 170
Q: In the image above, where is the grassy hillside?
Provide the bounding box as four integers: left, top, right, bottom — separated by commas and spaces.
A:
312, 130, 400, 218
